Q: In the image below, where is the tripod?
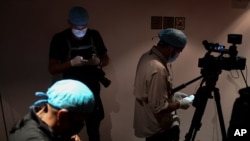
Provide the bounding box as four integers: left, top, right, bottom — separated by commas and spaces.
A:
184, 69, 227, 141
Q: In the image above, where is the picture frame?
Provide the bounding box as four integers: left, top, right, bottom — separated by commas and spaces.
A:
151, 16, 162, 29
175, 17, 185, 30
163, 17, 175, 29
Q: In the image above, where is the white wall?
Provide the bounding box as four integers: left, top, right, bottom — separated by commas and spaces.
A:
0, 0, 249, 141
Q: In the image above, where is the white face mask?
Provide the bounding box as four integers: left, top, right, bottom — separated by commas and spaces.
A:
168, 53, 179, 63
72, 27, 88, 38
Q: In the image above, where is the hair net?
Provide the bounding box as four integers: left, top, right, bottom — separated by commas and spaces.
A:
158, 28, 187, 49
30, 79, 95, 113
69, 6, 89, 26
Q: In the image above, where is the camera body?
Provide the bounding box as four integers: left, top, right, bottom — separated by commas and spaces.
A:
198, 34, 246, 71
96, 68, 111, 88
198, 55, 246, 71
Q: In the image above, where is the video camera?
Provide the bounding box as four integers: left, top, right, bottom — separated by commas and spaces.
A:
198, 34, 246, 71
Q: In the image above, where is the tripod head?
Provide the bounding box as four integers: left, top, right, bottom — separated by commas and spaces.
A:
199, 68, 221, 87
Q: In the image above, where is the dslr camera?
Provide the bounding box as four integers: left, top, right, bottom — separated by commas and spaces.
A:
96, 68, 111, 88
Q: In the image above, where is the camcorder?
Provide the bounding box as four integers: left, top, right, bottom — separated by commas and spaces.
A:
198, 34, 246, 72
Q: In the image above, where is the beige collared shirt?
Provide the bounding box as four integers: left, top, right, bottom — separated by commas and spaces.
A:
133, 46, 177, 138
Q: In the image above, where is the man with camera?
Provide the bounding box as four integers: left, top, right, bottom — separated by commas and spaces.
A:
48, 6, 110, 141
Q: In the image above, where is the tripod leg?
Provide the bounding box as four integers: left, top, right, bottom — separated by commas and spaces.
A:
213, 88, 228, 141
185, 86, 212, 141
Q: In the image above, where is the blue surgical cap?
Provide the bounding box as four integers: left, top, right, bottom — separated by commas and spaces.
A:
69, 6, 89, 26
158, 28, 187, 49
30, 79, 95, 113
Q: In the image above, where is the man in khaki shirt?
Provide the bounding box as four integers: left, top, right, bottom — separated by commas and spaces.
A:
133, 28, 193, 141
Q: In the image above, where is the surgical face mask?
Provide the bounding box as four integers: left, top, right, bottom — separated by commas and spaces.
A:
72, 27, 88, 38
168, 53, 179, 63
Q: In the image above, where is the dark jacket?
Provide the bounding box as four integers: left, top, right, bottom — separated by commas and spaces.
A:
9, 110, 68, 141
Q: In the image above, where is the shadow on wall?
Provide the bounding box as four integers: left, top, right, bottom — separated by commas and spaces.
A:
77, 61, 120, 141
100, 61, 120, 141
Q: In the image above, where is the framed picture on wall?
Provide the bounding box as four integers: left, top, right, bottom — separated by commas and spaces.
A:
175, 17, 185, 30
151, 16, 162, 29
163, 17, 174, 29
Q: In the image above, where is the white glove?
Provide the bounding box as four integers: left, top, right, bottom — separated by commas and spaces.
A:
179, 97, 192, 109
70, 56, 88, 67
173, 92, 188, 102
88, 54, 100, 65
185, 94, 195, 101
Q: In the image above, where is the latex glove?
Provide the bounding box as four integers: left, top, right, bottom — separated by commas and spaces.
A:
185, 94, 195, 101
70, 56, 88, 67
88, 54, 100, 65
179, 95, 194, 109
173, 92, 188, 102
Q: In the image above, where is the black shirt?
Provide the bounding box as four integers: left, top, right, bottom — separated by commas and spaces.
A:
49, 28, 107, 81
